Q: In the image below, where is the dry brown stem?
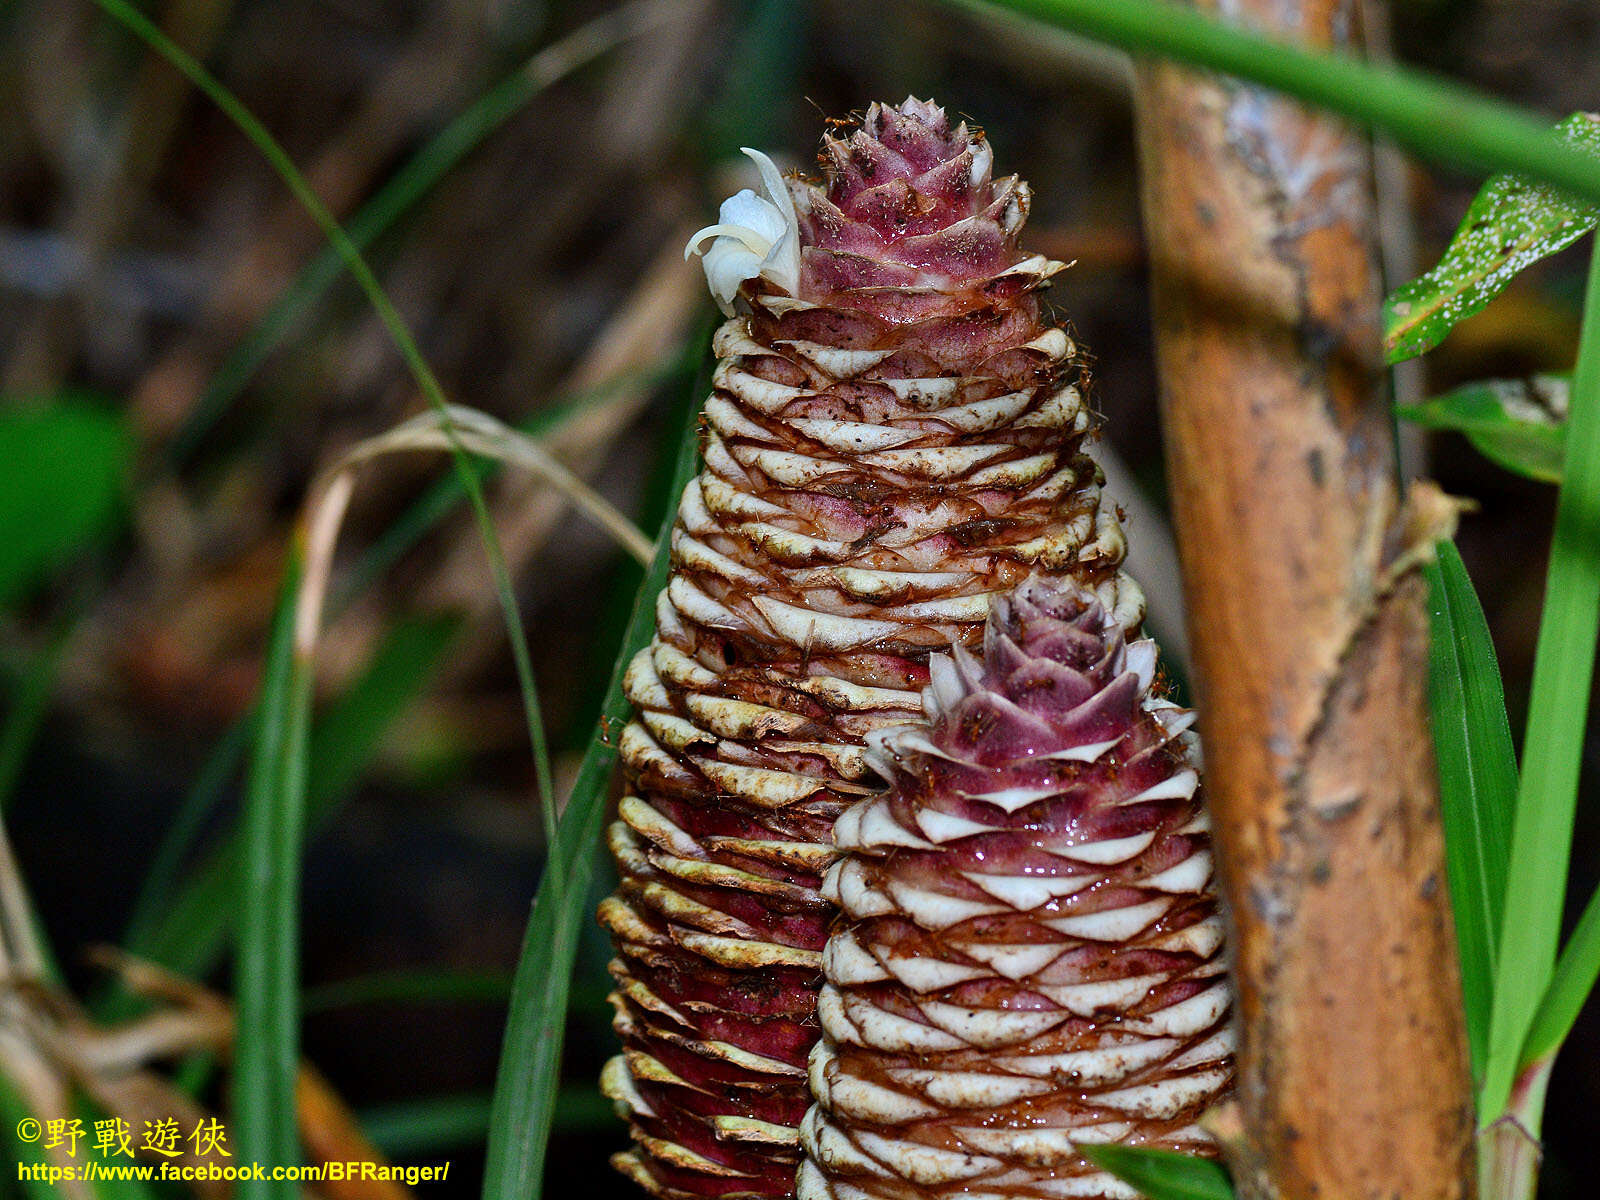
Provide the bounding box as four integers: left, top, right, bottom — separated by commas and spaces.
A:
86, 950, 414, 1200
1133, 2, 1475, 1197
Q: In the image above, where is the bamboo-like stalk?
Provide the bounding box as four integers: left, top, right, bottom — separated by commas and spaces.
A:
1131, 2, 1474, 1198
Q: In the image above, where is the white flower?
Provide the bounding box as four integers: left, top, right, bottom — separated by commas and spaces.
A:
684, 148, 801, 316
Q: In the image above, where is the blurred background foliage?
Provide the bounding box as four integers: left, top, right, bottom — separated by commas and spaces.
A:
0, 0, 1595, 1195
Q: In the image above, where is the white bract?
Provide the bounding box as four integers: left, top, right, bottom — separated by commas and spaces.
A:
684, 148, 800, 316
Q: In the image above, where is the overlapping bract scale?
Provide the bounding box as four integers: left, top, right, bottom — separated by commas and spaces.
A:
800, 579, 1233, 1200
601, 98, 1143, 1200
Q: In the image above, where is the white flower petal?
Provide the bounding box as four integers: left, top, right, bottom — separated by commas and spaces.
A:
722, 186, 789, 243
743, 147, 800, 288
683, 150, 802, 315
702, 244, 767, 315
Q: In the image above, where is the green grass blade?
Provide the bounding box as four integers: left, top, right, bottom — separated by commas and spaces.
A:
479, 377, 703, 1200
123, 613, 459, 981
90, 0, 555, 859
0, 607, 78, 811
233, 550, 312, 1197
362, 1086, 615, 1161
117, 718, 250, 965
1522, 881, 1600, 1069
302, 968, 511, 1014
166, 1, 669, 465
1386, 115, 1600, 363
1078, 1146, 1234, 1200
1424, 540, 1518, 1081
1399, 375, 1569, 484
305, 612, 461, 805
954, 0, 1600, 204
1480, 237, 1600, 1126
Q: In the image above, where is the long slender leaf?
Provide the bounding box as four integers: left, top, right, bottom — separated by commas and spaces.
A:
1400, 375, 1569, 484
90, 0, 556, 869
1522, 881, 1600, 1069
1079, 1146, 1235, 1200
1424, 540, 1518, 1082
362, 1086, 615, 1161
480, 371, 704, 1200
955, 1, 1600, 207
1385, 114, 1600, 363
302, 968, 511, 1014
233, 552, 311, 1199
1481, 238, 1600, 1126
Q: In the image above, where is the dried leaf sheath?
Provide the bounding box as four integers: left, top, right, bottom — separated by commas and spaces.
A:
801, 580, 1233, 1200
599, 100, 1143, 1200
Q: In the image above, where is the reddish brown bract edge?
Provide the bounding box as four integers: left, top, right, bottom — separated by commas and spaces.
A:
802, 578, 1233, 1200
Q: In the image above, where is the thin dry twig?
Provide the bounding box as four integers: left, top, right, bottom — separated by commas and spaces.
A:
333, 406, 653, 566
296, 403, 653, 659
0, 820, 223, 1196
420, 228, 704, 658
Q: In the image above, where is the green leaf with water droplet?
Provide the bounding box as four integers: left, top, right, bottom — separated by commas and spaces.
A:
1397, 372, 1569, 482
1386, 113, 1600, 364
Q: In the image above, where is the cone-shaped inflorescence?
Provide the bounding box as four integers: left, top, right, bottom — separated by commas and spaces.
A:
800, 577, 1233, 1200
599, 99, 1144, 1200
